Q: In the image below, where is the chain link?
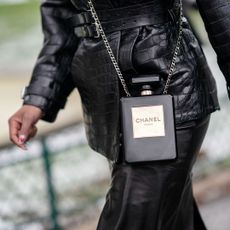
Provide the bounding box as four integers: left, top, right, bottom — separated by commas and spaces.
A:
87, 0, 183, 96
163, 0, 183, 94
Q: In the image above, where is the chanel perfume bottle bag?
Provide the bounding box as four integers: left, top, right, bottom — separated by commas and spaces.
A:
120, 94, 177, 163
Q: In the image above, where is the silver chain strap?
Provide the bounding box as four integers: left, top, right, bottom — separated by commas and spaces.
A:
163, 0, 183, 94
87, 0, 183, 96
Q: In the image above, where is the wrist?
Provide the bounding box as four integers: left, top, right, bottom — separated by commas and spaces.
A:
22, 104, 45, 119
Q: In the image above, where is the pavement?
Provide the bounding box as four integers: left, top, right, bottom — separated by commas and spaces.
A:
200, 196, 230, 230
0, 76, 83, 146
71, 195, 230, 230
195, 169, 230, 230
68, 220, 98, 230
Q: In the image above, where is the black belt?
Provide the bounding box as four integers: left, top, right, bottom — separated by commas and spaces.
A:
68, 2, 180, 38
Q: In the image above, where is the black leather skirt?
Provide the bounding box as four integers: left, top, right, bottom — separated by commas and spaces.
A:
96, 115, 210, 230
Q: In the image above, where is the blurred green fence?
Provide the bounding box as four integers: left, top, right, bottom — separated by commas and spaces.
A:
0, 123, 110, 230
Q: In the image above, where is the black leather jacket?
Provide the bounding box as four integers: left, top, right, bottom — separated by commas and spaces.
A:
23, 0, 229, 161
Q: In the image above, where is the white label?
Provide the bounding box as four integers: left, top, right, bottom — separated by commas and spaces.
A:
131, 105, 165, 138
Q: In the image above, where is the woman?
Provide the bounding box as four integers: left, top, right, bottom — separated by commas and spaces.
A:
8, 0, 230, 229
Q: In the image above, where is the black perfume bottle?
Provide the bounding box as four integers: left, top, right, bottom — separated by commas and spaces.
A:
120, 74, 177, 163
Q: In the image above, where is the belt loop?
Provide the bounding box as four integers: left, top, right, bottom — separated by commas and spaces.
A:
119, 28, 140, 73
73, 24, 100, 38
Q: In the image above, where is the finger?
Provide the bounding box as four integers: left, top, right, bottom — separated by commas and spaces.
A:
20, 142, 28, 151
30, 126, 38, 138
26, 126, 38, 142
20, 126, 38, 150
9, 120, 27, 150
18, 116, 35, 144
9, 119, 21, 145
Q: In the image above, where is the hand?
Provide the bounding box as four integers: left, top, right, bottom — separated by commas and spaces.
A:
8, 105, 44, 150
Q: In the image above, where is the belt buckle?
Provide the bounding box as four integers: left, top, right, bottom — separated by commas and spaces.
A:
92, 22, 100, 38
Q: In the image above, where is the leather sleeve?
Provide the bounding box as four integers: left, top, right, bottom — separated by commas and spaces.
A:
196, 0, 230, 98
23, 0, 80, 122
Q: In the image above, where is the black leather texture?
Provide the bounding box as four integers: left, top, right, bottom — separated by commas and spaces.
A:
97, 115, 210, 230
22, 0, 230, 161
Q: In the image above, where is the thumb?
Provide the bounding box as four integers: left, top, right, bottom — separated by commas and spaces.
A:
18, 116, 34, 144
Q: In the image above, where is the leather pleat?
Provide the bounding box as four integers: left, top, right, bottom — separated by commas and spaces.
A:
97, 115, 210, 230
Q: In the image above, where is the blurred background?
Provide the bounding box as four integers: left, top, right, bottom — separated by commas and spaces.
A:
0, 0, 230, 229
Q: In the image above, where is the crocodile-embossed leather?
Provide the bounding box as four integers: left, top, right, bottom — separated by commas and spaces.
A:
23, 0, 230, 161
23, 0, 80, 121
197, 0, 230, 91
